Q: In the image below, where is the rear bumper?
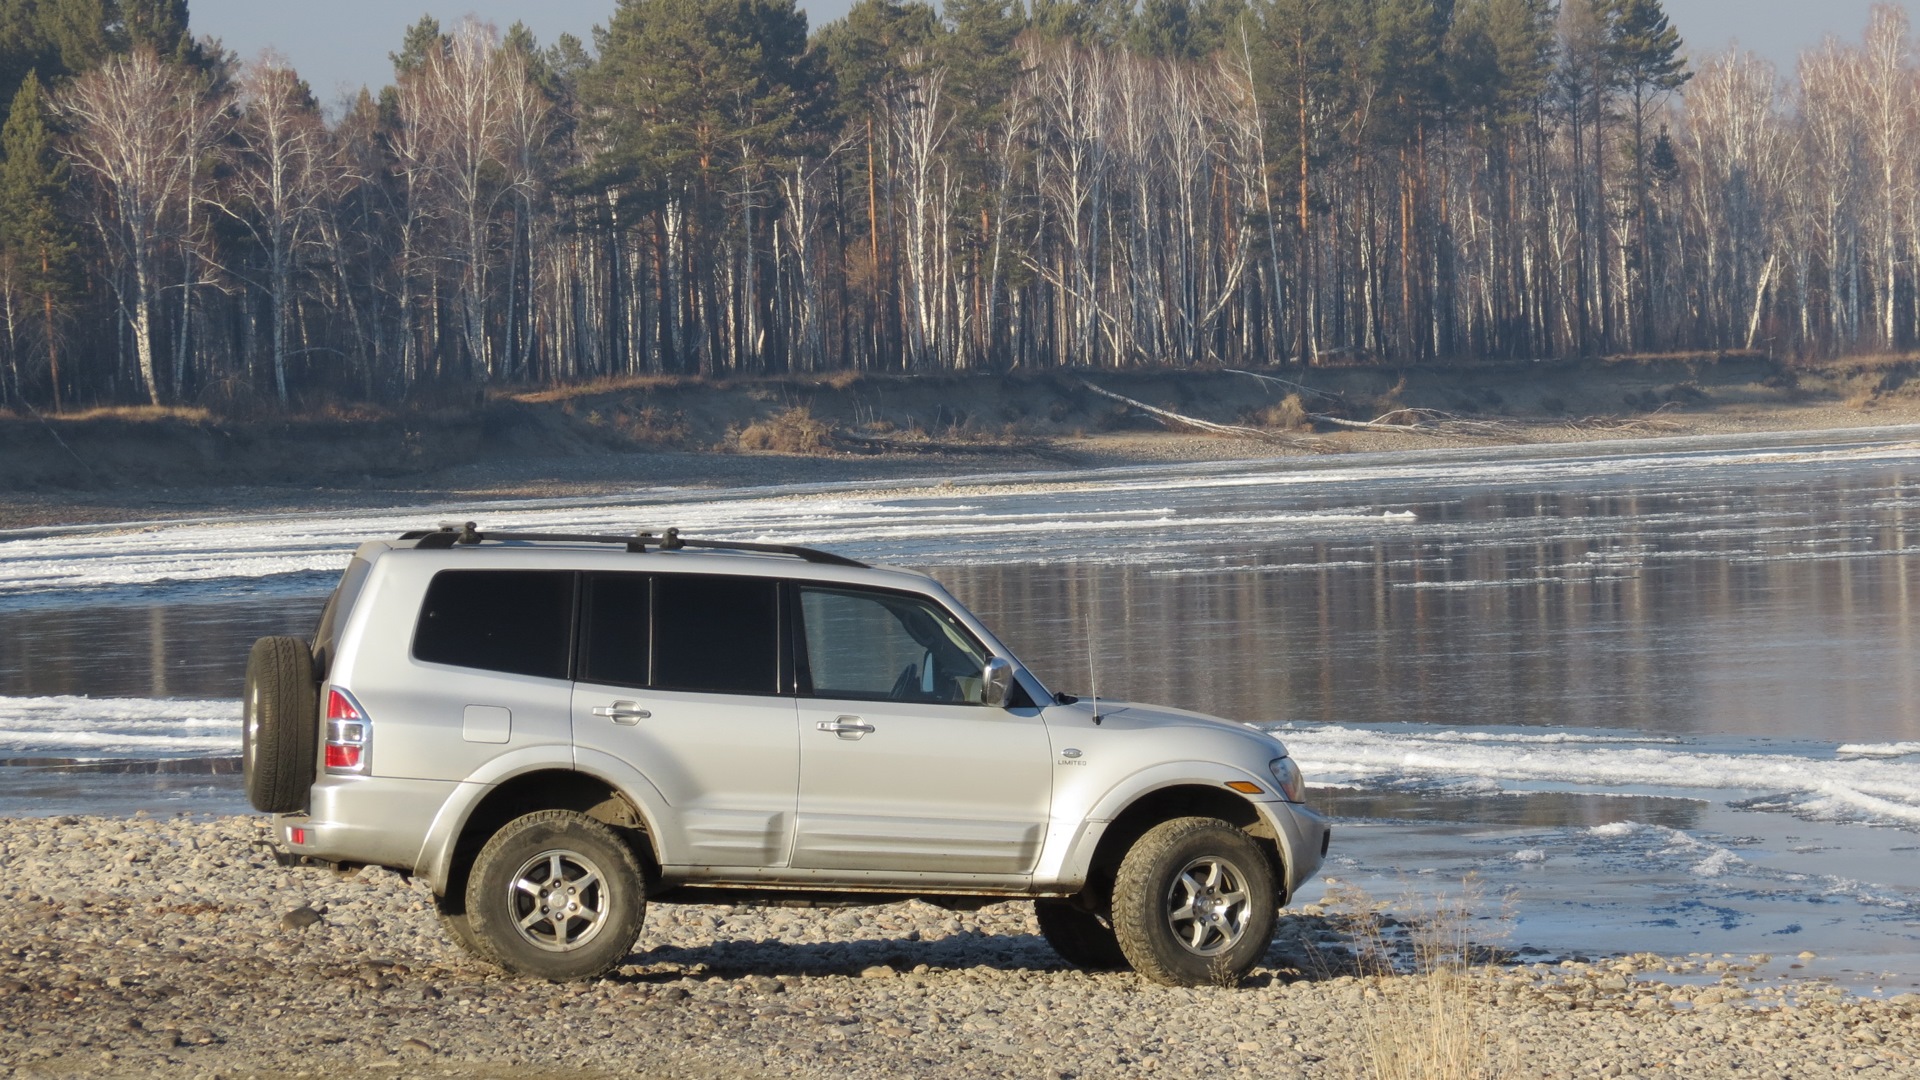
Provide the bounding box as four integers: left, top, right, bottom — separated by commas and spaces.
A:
273, 775, 456, 873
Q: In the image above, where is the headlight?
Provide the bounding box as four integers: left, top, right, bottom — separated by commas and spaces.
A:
1268, 756, 1306, 803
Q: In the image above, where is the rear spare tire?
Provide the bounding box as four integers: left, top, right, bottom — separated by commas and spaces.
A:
243, 635, 318, 814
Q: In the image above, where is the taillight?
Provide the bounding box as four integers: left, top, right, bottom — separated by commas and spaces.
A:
325, 688, 370, 773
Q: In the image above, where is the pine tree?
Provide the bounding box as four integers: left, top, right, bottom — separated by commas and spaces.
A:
1252, 0, 1353, 362
587, 0, 828, 373
1028, 0, 1131, 48
0, 71, 79, 410
390, 15, 446, 78
817, 0, 941, 369
1447, 0, 1552, 130
118, 0, 191, 60
938, 0, 1023, 134
1127, 0, 1195, 59
1607, 0, 1688, 348
35, 0, 114, 73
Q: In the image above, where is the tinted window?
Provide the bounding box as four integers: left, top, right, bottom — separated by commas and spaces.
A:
581, 573, 650, 687
799, 587, 990, 704
312, 555, 374, 678
413, 570, 574, 680
652, 575, 779, 694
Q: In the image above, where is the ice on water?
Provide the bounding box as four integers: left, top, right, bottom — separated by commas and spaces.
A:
5, 426, 1920, 987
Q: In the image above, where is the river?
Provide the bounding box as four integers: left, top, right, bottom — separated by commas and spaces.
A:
4, 426, 1918, 990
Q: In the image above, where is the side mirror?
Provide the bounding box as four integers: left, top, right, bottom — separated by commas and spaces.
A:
981, 657, 1015, 709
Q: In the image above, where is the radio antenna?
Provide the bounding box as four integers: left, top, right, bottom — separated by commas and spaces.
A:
1086, 613, 1103, 725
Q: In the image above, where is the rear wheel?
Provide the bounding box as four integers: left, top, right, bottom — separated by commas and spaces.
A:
242, 636, 317, 814
465, 810, 646, 981
1111, 817, 1277, 987
435, 891, 492, 961
1034, 899, 1127, 971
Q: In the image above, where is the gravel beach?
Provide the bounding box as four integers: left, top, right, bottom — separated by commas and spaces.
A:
2, 814, 1915, 1079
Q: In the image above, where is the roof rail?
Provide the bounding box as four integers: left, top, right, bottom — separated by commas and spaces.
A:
396, 523, 868, 568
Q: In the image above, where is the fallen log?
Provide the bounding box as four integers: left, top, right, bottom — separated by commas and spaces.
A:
1222, 368, 1343, 403
1077, 379, 1291, 441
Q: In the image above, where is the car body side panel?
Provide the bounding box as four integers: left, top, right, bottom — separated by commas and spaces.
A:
792, 699, 1051, 875
572, 684, 800, 870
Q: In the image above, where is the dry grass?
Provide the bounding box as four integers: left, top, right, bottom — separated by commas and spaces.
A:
580, 402, 692, 446
734, 405, 835, 454
507, 374, 700, 404
45, 404, 215, 424
1317, 878, 1514, 1080
1252, 393, 1312, 431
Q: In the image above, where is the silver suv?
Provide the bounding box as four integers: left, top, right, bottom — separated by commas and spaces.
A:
244, 525, 1328, 986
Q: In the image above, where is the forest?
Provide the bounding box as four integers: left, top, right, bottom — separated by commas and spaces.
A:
0, 0, 1914, 412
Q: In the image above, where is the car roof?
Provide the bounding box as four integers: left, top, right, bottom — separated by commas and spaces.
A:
353, 527, 936, 591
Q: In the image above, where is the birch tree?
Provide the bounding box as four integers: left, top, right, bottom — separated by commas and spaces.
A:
57, 48, 214, 404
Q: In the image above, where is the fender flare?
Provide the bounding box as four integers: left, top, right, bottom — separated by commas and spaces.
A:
1043, 761, 1278, 889
413, 746, 674, 894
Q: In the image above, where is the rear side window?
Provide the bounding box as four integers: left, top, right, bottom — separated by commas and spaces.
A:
651, 575, 779, 694
581, 573, 650, 687
312, 555, 374, 678
414, 570, 574, 680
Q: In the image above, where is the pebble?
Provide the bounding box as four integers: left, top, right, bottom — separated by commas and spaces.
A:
278, 906, 322, 930
0, 814, 1915, 1078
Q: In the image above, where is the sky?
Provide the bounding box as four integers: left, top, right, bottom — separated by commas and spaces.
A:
194, 0, 1919, 111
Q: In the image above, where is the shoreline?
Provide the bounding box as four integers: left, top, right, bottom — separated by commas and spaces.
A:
0, 812, 1914, 1078
6, 395, 1920, 533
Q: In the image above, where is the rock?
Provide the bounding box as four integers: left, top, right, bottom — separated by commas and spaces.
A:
280, 906, 323, 930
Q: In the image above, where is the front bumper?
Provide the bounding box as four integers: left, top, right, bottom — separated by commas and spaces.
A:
1262, 799, 1332, 900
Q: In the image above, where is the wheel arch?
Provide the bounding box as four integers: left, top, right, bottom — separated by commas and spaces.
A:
1079, 783, 1287, 912
422, 768, 663, 902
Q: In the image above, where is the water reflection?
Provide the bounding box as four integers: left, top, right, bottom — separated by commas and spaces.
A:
3, 465, 1916, 750
0, 599, 319, 699
943, 469, 1920, 745
1310, 788, 1704, 830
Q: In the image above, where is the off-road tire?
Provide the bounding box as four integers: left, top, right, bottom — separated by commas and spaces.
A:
465, 810, 646, 981
435, 891, 493, 962
242, 635, 318, 814
1111, 816, 1277, 987
1035, 899, 1128, 971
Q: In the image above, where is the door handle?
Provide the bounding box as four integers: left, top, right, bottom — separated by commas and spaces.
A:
591, 701, 652, 726
816, 716, 875, 740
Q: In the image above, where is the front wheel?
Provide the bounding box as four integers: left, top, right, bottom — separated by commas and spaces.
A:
1111, 817, 1277, 987
465, 810, 646, 981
